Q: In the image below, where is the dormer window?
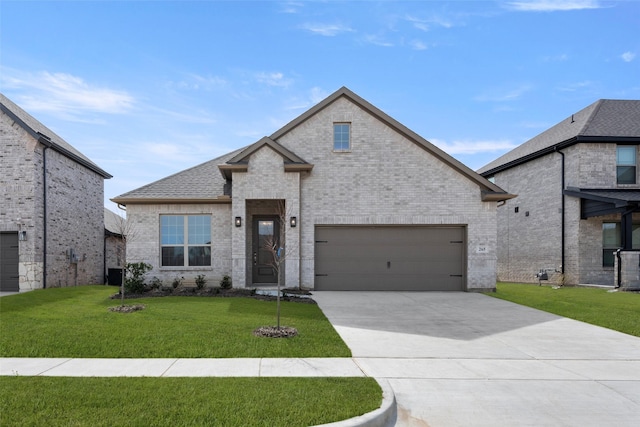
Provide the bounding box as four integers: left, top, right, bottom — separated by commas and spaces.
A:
333, 123, 351, 152
617, 146, 636, 184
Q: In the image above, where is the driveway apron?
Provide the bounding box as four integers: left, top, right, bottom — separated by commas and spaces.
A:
312, 291, 640, 427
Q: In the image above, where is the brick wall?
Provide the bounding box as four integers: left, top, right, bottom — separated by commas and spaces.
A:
125, 203, 232, 288
276, 97, 498, 291
492, 142, 640, 286
1, 110, 105, 290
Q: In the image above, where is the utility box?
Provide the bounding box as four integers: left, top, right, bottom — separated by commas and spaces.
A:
107, 268, 123, 286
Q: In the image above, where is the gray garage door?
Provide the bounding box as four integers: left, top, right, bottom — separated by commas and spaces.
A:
0, 232, 20, 292
314, 226, 465, 291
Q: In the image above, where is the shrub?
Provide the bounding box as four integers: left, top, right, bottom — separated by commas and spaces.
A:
125, 262, 152, 294
195, 274, 207, 290
172, 276, 183, 289
148, 277, 162, 290
220, 275, 232, 290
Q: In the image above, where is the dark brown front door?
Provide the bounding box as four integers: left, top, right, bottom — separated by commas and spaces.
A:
252, 217, 280, 284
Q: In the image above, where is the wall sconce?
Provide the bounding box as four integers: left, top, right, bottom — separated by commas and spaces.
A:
18, 230, 27, 241
235, 217, 242, 227
290, 216, 297, 227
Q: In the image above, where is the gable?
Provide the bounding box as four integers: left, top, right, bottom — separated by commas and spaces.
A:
218, 136, 313, 180
0, 93, 112, 179
269, 87, 512, 202
479, 99, 640, 176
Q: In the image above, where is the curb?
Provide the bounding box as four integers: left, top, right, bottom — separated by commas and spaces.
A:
312, 379, 396, 427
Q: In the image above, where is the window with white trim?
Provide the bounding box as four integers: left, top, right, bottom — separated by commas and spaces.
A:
333, 123, 351, 152
161, 215, 211, 267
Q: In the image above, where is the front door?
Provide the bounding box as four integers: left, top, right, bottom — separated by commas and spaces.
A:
252, 217, 280, 284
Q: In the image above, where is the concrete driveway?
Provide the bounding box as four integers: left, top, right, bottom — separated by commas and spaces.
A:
312, 291, 640, 427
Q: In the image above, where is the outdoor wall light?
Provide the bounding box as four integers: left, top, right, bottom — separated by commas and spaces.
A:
290, 216, 297, 227
235, 217, 242, 227
18, 230, 27, 241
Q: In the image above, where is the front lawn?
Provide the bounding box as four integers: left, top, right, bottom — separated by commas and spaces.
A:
0, 286, 383, 426
0, 376, 381, 427
0, 286, 350, 358
489, 282, 640, 337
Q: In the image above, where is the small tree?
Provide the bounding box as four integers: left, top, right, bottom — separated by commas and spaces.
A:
110, 209, 139, 306
262, 200, 297, 330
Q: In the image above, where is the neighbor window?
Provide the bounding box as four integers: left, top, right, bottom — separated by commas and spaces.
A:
616, 146, 636, 184
333, 123, 351, 151
602, 221, 640, 267
161, 215, 211, 267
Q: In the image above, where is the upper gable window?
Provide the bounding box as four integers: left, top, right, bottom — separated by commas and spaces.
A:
617, 146, 636, 184
333, 123, 351, 152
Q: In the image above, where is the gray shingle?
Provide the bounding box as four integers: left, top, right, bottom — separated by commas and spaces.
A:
478, 99, 640, 174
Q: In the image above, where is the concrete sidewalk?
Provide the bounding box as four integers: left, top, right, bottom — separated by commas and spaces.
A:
0, 357, 364, 377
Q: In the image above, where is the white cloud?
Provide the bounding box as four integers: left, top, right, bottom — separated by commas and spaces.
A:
1, 68, 134, 118
410, 40, 428, 51
279, 1, 303, 14
543, 53, 568, 62
475, 84, 532, 102
430, 138, 518, 155
405, 14, 454, 31
299, 22, 354, 36
556, 80, 594, 92
621, 51, 636, 62
506, 0, 603, 12
255, 72, 292, 88
363, 34, 394, 47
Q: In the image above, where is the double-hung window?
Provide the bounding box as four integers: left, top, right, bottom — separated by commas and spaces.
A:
161, 215, 211, 267
333, 123, 351, 152
616, 146, 636, 184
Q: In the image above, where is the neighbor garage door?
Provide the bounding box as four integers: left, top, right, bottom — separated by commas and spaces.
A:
314, 226, 465, 291
0, 232, 20, 292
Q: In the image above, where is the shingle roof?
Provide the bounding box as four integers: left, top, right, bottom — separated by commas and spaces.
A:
111, 148, 243, 204
478, 99, 640, 175
114, 86, 514, 204
0, 93, 112, 178
104, 208, 124, 235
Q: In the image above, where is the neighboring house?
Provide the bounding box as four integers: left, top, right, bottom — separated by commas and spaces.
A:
478, 99, 640, 287
104, 208, 125, 286
112, 87, 513, 292
0, 93, 112, 292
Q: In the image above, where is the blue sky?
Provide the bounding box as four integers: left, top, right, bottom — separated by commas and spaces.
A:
1, 1, 638, 209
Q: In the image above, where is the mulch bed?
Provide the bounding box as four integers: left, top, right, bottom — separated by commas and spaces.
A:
108, 304, 146, 313
109, 287, 316, 304
253, 326, 299, 338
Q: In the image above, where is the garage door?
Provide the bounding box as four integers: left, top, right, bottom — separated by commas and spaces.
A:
0, 232, 20, 292
314, 226, 465, 291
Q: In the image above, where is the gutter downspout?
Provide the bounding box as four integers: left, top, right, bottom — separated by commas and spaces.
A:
40, 138, 51, 289
555, 147, 566, 281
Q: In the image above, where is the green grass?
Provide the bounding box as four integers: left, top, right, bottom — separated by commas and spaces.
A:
489, 282, 640, 337
0, 286, 351, 358
0, 376, 382, 427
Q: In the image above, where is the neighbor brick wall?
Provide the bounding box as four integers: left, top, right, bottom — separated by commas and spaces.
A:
1, 110, 105, 289
492, 142, 640, 286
